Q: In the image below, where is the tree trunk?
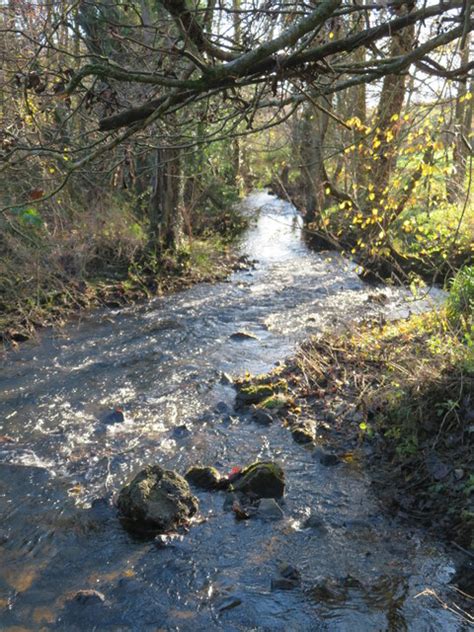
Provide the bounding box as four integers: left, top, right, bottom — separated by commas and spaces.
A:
298, 100, 331, 223
148, 146, 183, 254
448, 33, 472, 202
368, 3, 415, 221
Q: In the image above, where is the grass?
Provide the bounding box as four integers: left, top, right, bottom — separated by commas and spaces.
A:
296, 303, 473, 546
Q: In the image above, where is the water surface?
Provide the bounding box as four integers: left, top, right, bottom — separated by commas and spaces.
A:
0, 192, 458, 630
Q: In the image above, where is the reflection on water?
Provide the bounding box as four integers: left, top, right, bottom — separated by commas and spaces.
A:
0, 192, 457, 630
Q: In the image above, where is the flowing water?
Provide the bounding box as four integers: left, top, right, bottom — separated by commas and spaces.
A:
0, 192, 462, 631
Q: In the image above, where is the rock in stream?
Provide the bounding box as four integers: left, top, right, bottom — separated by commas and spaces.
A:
117, 465, 198, 533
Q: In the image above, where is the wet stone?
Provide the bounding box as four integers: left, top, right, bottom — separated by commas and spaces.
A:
117, 465, 198, 533
71, 590, 105, 606
271, 564, 301, 591
251, 406, 274, 425
257, 498, 284, 521
319, 452, 340, 466
102, 407, 125, 425
304, 514, 326, 530
185, 466, 224, 491
220, 372, 234, 385
230, 461, 285, 499
215, 594, 242, 612
171, 424, 191, 439
230, 331, 259, 341
291, 422, 315, 444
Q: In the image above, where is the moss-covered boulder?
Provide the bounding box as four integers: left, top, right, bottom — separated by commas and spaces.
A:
185, 466, 225, 490
117, 465, 198, 533
230, 461, 285, 499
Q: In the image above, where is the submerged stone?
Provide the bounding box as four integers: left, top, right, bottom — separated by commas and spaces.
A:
117, 465, 198, 533
257, 498, 284, 521
304, 514, 326, 530
230, 461, 285, 499
102, 407, 125, 425
230, 331, 259, 341
319, 452, 340, 466
72, 590, 105, 606
172, 424, 191, 439
271, 563, 301, 590
185, 466, 224, 491
215, 594, 243, 612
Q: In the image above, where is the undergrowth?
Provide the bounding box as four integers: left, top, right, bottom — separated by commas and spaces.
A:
0, 191, 246, 344
297, 273, 473, 547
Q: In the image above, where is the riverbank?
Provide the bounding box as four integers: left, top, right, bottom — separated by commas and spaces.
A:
234, 300, 473, 555
0, 238, 252, 347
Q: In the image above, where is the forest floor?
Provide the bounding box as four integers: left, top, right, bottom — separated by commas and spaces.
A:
234, 309, 473, 588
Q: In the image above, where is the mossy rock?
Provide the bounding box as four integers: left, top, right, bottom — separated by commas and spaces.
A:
231, 461, 285, 499
258, 393, 291, 411
185, 466, 225, 490
117, 465, 198, 533
236, 384, 274, 406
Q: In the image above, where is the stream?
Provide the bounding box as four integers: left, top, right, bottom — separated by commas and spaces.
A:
0, 192, 463, 631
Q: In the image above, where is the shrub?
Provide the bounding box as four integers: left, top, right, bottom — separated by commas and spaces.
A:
447, 265, 474, 329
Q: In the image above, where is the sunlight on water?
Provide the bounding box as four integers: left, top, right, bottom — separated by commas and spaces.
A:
0, 192, 458, 631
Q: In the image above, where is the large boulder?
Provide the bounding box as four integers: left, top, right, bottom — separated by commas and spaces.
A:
117, 466, 198, 533
230, 461, 285, 499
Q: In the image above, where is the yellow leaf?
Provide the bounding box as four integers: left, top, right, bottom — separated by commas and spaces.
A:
329, 31, 335, 39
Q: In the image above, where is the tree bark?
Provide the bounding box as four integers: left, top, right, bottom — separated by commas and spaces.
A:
448, 33, 472, 202
148, 145, 183, 253
369, 3, 415, 221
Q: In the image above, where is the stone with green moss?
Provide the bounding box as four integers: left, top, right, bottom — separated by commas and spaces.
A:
117, 465, 198, 533
231, 461, 285, 499
236, 384, 274, 406
185, 465, 224, 490
257, 393, 290, 410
